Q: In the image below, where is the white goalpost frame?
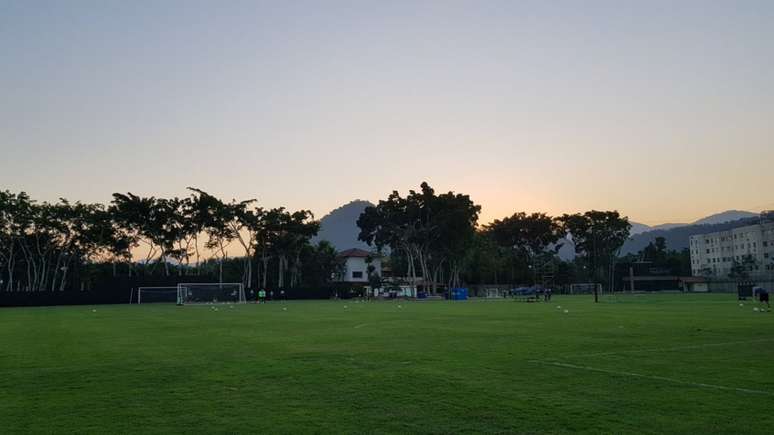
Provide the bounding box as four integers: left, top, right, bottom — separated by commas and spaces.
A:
569, 283, 603, 295
135, 286, 180, 304
176, 282, 246, 305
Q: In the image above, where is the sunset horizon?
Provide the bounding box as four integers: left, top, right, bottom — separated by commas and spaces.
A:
2, 1, 772, 228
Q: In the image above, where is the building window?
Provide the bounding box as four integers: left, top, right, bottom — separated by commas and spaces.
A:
352, 271, 363, 279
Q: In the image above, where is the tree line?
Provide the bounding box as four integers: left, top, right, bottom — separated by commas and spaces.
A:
1, 182, 632, 295
0, 188, 332, 292
358, 182, 632, 297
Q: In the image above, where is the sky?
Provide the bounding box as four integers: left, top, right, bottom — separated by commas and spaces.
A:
1, 0, 773, 226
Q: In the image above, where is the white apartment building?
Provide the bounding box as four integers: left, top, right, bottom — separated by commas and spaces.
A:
689, 218, 774, 278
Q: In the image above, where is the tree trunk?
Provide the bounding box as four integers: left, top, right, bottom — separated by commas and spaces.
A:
59, 258, 70, 291
261, 255, 269, 288
246, 258, 252, 290
404, 246, 417, 296
278, 255, 286, 288
50, 253, 64, 292
6, 243, 15, 291
194, 234, 201, 275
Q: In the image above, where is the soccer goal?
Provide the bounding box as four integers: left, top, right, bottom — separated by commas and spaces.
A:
134, 287, 181, 304
176, 283, 246, 305
569, 283, 603, 295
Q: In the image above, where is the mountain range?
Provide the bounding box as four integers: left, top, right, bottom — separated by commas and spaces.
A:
628, 210, 758, 235
314, 201, 761, 258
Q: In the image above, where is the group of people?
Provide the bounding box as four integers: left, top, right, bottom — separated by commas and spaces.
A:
250, 289, 286, 303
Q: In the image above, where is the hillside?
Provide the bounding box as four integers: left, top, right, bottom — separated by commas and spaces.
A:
692, 210, 758, 225
621, 217, 760, 255
313, 200, 375, 251
314, 202, 760, 257
627, 210, 757, 236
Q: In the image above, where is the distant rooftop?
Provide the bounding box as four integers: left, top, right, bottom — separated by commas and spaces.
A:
337, 248, 372, 258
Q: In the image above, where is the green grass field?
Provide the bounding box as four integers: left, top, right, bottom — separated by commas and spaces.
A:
2, 294, 773, 434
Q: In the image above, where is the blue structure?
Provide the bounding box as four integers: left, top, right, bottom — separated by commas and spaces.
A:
451, 288, 468, 300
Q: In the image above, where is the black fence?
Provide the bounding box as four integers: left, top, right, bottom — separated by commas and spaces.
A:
0, 276, 352, 307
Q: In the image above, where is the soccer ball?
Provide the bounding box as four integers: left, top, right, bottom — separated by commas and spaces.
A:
344, 305, 348, 309
754, 308, 760, 312
398, 305, 402, 309
282, 307, 287, 311
556, 306, 562, 309
564, 309, 569, 313
739, 303, 744, 307
92, 309, 96, 313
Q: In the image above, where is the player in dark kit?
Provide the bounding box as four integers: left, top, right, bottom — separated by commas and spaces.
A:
756, 287, 770, 311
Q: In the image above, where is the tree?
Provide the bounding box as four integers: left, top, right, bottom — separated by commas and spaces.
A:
635, 237, 690, 276
484, 212, 562, 285
358, 190, 420, 290
256, 208, 284, 289
431, 190, 480, 291
283, 210, 320, 288
463, 231, 510, 285
110, 193, 166, 273
0, 191, 32, 291
358, 182, 480, 294
557, 211, 631, 302
0, 193, 121, 292
299, 240, 342, 288
187, 188, 234, 284
190, 189, 262, 289
366, 255, 382, 292
641, 236, 667, 263
729, 254, 758, 280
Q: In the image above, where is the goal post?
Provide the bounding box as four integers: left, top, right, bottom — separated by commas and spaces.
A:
176, 282, 246, 305
135, 287, 180, 304
569, 283, 603, 295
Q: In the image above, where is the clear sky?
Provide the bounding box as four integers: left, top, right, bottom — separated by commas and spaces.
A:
1, 0, 773, 225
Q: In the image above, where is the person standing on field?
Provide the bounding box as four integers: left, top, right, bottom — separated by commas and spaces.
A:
258, 289, 266, 304
756, 287, 770, 311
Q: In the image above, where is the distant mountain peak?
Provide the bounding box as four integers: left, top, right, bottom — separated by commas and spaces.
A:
621, 212, 760, 255
692, 210, 757, 226
313, 200, 375, 251
628, 210, 757, 236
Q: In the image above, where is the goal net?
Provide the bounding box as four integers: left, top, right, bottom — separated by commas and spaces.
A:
569, 283, 603, 295
135, 287, 180, 304
177, 283, 246, 304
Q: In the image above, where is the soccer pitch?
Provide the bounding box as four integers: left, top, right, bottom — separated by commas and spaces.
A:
2, 294, 773, 434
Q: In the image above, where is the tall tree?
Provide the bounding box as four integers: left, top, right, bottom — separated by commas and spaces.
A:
358, 182, 479, 294
484, 212, 562, 285
187, 188, 234, 284
110, 193, 166, 273
557, 210, 631, 302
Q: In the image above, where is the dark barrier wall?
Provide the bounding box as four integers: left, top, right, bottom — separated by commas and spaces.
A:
0, 278, 349, 307
0, 276, 215, 307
